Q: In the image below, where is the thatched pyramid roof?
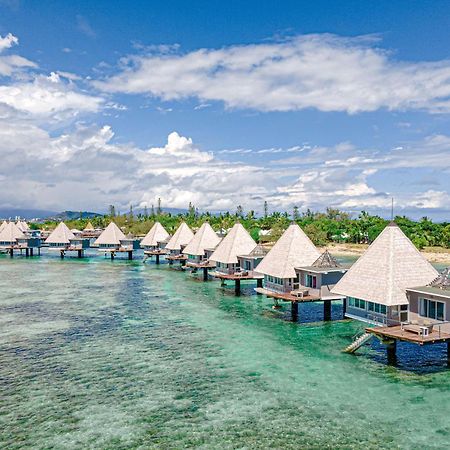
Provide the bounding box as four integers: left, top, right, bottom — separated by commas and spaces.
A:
429, 267, 450, 290
84, 221, 95, 231
95, 222, 126, 246
183, 222, 221, 256
210, 223, 256, 264
165, 222, 194, 251
0, 222, 25, 243
311, 250, 341, 268
45, 222, 75, 244
255, 224, 320, 278
141, 222, 169, 247
332, 223, 439, 306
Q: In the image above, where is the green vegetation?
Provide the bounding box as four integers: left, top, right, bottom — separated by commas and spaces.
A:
33, 204, 450, 250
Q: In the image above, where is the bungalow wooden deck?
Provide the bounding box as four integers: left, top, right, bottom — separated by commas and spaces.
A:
367, 325, 450, 345
254, 287, 343, 321
212, 270, 264, 295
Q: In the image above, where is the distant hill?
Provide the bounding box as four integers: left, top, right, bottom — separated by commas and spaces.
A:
46, 211, 103, 221
0, 208, 58, 220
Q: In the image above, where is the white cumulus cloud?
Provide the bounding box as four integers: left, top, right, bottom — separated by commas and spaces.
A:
95, 34, 450, 114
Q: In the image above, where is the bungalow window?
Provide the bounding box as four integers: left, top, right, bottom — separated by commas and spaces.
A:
305, 274, 317, 288
367, 302, 387, 315
419, 298, 445, 321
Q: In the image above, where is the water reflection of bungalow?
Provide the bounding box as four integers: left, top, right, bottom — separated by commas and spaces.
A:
255, 223, 343, 319
165, 222, 194, 265
95, 222, 140, 260
331, 223, 449, 361
45, 222, 90, 258
141, 222, 170, 264
0, 222, 41, 257
184, 222, 221, 280
210, 223, 259, 294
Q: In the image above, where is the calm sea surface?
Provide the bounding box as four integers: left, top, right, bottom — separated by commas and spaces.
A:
1, 250, 449, 449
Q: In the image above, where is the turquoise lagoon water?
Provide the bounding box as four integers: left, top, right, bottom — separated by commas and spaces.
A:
1, 251, 450, 449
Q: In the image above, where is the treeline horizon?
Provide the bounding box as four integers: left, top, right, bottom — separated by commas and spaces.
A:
33, 202, 450, 250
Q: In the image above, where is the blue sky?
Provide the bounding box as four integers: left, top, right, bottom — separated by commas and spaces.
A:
0, 0, 449, 219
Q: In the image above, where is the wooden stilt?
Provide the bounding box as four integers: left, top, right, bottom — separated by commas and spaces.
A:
9, 248, 13, 258
78, 249, 82, 258
342, 298, 347, 318
291, 301, 299, 321
60, 250, 64, 259
386, 340, 397, 365
30, 248, 34, 257
25, 248, 29, 257
235, 279, 241, 296
111, 252, 115, 260
128, 251, 132, 260
156, 254, 160, 265
324, 300, 332, 321
447, 341, 450, 367
203, 267, 208, 281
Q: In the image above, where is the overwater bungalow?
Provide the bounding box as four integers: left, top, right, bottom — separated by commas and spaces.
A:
45, 222, 90, 258
82, 221, 101, 239
210, 223, 259, 293
183, 222, 221, 280
331, 223, 449, 360
255, 223, 342, 318
95, 222, 140, 260
0, 222, 41, 257
165, 222, 194, 265
237, 244, 268, 273
16, 221, 29, 233
141, 222, 170, 263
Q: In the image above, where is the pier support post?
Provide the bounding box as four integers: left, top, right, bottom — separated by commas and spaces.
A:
156, 254, 160, 265
30, 248, 34, 257
291, 301, 299, 321
203, 267, 208, 281
128, 251, 132, 260
111, 252, 115, 260
60, 250, 64, 259
25, 248, 29, 257
235, 279, 241, 296
342, 298, 347, 318
78, 250, 82, 258
256, 278, 263, 288
386, 340, 397, 366
324, 300, 332, 321
9, 248, 13, 258
447, 341, 450, 367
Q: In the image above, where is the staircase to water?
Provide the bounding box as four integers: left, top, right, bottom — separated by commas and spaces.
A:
343, 332, 372, 354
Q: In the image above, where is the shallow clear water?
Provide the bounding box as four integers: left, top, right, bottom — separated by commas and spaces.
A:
1, 251, 450, 449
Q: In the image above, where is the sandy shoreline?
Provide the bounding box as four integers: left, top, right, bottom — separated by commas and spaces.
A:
325, 243, 450, 265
